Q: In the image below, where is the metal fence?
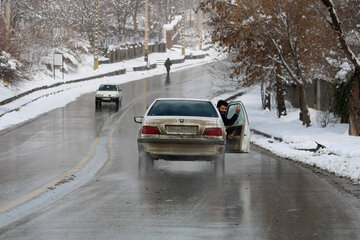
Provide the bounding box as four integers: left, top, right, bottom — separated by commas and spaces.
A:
103, 42, 166, 64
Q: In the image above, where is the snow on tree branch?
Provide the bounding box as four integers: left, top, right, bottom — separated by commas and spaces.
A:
321, 0, 360, 67
0, 51, 26, 86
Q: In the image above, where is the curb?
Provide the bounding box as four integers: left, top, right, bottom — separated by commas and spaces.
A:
133, 63, 157, 71
251, 129, 283, 142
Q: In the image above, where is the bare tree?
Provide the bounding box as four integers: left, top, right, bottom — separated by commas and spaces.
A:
103, 0, 131, 37
128, 0, 143, 36
320, 0, 360, 136
201, 0, 336, 126
0, 0, 182, 80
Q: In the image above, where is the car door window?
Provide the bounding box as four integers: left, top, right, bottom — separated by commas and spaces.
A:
226, 104, 245, 125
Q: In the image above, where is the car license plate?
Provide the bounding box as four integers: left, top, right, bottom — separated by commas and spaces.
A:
166, 125, 198, 134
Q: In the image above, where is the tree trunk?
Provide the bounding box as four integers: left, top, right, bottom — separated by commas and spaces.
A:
133, 13, 138, 35
276, 63, 287, 118
5, 0, 11, 41
165, 1, 169, 24
348, 68, 360, 135
261, 82, 265, 109
261, 81, 271, 110
298, 84, 311, 126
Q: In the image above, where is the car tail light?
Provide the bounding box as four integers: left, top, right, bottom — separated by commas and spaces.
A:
203, 128, 222, 136
142, 126, 161, 134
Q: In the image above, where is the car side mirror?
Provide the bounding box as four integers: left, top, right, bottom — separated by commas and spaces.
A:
134, 116, 143, 123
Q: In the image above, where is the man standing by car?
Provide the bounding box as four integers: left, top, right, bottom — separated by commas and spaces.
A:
217, 100, 240, 138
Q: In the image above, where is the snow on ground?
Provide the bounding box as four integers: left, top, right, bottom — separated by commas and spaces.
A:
215, 87, 360, 182
0, 48, 359, 183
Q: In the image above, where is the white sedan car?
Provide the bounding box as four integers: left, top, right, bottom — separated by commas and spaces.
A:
134, 98, 250, 176
95, 84, 122, 108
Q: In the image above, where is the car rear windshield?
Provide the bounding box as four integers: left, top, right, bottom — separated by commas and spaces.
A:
147, 100, 218, 117
99, 85, 117, 91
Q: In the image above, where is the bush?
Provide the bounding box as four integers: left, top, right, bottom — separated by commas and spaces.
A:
0, 51, 26, 86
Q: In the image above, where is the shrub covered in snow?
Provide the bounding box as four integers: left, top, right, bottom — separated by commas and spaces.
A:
0, 51, 26, 86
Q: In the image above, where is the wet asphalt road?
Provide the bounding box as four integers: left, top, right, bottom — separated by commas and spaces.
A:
0, 65, 360, 239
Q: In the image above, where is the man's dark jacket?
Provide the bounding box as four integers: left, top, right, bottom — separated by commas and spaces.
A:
221, 112, 239, 126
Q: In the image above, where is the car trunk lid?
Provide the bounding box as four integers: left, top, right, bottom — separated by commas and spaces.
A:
145, 117, 221, 136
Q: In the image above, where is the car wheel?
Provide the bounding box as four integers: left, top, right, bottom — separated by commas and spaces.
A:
138, 149, 154, 176
214, 154, 225, 178
115, 99, 119, 108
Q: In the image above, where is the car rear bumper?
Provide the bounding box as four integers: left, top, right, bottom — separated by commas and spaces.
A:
138, 138, 225, 160
138, 138, 225, 145
96, 97, 118, 102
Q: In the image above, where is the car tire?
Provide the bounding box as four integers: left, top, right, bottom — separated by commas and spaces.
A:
115, 99, 119, 108
214, 153, 225, 178
138, 149, 154, 176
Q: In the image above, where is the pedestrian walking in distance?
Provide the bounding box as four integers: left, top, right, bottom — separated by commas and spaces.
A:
164, 58, 172, 75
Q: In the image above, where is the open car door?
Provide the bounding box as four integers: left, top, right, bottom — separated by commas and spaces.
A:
225, 101, 251, 153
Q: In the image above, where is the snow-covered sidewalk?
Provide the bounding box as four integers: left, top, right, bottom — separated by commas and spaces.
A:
1, 48, 359, 183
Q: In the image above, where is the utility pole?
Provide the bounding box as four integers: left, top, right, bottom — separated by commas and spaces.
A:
181, 0, 185, 55
199, 0, 202, 50
93, 0, 99, 70
144, 0, 149, 67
